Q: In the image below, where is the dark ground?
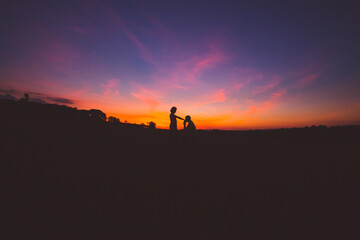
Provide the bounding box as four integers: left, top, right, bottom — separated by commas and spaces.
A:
1, 100, 359, 239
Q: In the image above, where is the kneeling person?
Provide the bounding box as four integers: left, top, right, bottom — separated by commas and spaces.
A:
183, 115, 196, 143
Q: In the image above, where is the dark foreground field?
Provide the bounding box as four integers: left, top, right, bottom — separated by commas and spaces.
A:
1, 100, 359, 239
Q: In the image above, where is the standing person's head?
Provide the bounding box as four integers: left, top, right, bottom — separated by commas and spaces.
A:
170, 107, 177, 113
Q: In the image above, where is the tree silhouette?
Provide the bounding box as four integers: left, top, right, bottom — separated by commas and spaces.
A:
148, 121, 156, 129
108, 116, 120, 124
89, 109, 106, 121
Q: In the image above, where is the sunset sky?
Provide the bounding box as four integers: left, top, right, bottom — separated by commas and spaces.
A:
1, 0, 360, 129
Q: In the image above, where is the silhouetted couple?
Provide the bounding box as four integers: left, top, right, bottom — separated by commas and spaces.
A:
169, 106, 196, 144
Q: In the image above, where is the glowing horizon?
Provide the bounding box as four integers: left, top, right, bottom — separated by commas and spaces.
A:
1, 1, 360, 130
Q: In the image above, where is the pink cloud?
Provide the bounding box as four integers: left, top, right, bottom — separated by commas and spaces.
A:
148, 46, 227, 91
193, 53, 224, 74
245, 101, 274, 115
183, 50, 226, 83
233, 83, 244, 90
252, 76, 281, 94
131, 87, 163, 108
294, 73, 319, 89
102, 79, 120, 96
271, 89, 286, 100
122, 28, 155, 64
228, 67, 264, 84
102, 7, 228, 88
195, 88, 227, 106
244, 88, 286, 116
102, 5, 156, 65
172, 84, 190, 90
213, 89, 226, 102
38, 41, 81, 64
245, 99, 255, 104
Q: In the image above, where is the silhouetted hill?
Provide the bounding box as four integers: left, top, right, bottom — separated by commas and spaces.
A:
1, 98, 359, 239
0, 98, 155, 129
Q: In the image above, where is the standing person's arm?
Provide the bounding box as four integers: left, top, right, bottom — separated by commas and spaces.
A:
175, 115, 184, 120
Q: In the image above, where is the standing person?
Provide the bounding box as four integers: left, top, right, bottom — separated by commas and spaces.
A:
169, 106, 184, 143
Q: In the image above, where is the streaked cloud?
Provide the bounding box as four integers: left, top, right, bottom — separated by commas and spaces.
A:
131, 87, 163, 109
102, 79, 120, 96
252, 76, 281, 95
293, 73, 319, 89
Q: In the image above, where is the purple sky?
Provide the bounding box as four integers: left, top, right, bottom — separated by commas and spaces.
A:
1, 0, 360, 129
